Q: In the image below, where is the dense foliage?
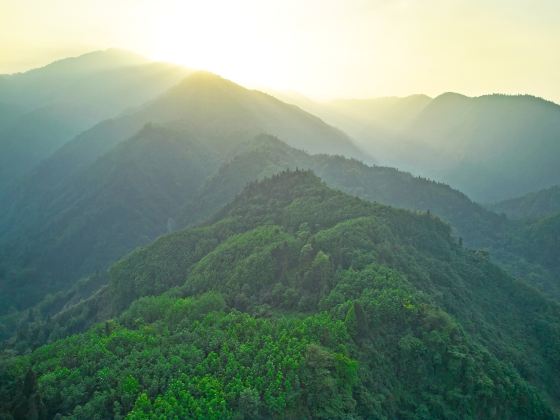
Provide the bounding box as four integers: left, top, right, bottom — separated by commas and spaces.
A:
2, 171, 559, 419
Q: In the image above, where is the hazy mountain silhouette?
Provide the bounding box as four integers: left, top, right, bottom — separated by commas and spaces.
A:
0, 71, 366, 231
0, 49, 190, 191
0, 49, 147, 107
0, 125, 219, 310
285, 92, 560, 202
0, 70, 366, 311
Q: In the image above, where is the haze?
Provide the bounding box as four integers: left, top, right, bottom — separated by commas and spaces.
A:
1, 0, 560, 101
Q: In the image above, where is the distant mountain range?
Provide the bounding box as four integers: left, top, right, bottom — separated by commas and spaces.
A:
282, 91, 560, 203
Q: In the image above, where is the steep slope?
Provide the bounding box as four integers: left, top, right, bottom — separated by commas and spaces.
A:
0, 125, 220, 312
2, 171, 559, 419
503, 213, 560, 279
0, 50, 190, 191
3, 129, 557, 321
490, 185, 560, 220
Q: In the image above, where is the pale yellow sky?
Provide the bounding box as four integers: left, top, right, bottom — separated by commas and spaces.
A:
1, 0, 559, 101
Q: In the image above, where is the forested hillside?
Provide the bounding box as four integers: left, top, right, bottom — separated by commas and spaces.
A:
188, 135, 507, 248
3, 2, 560, 418
0, 131, 504, 315
2, 171, 559, 419
2, 132, 557, 320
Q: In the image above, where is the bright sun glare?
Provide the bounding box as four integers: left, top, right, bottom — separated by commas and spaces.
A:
2, 0, 560, 100
142, 0, 297, 93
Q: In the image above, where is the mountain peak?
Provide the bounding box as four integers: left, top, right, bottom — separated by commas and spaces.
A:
240, 169, 323, 200
432, 92, 469, 103
146, 71, 251, 114
213, 169, 326, 223
172, 71, 240, 92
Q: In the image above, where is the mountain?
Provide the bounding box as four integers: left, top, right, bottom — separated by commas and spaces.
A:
287, 93, 560, 203
270, 93, 431, 165
2, 171, 559, 419
327, 94, 432, 131
521, 213, 560, 277
269, 92, 431, 135
1, 70, 364, 209
490, 185, 560, 220
499, 212, 560, 284
375, 94, 560, 202
0, 49, 149, 108
0, 71, 366, 313
483, 186, 560, 290
184, 136, 560, 299
0, 49, 190, 191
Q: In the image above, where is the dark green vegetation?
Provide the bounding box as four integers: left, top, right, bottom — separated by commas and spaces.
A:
0, 49, 190, 191
2, 172, 560, 419
291, 92, 560, 202
504, 213, 560, 282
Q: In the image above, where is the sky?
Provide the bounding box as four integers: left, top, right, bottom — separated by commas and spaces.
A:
1, 0, 559, 101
